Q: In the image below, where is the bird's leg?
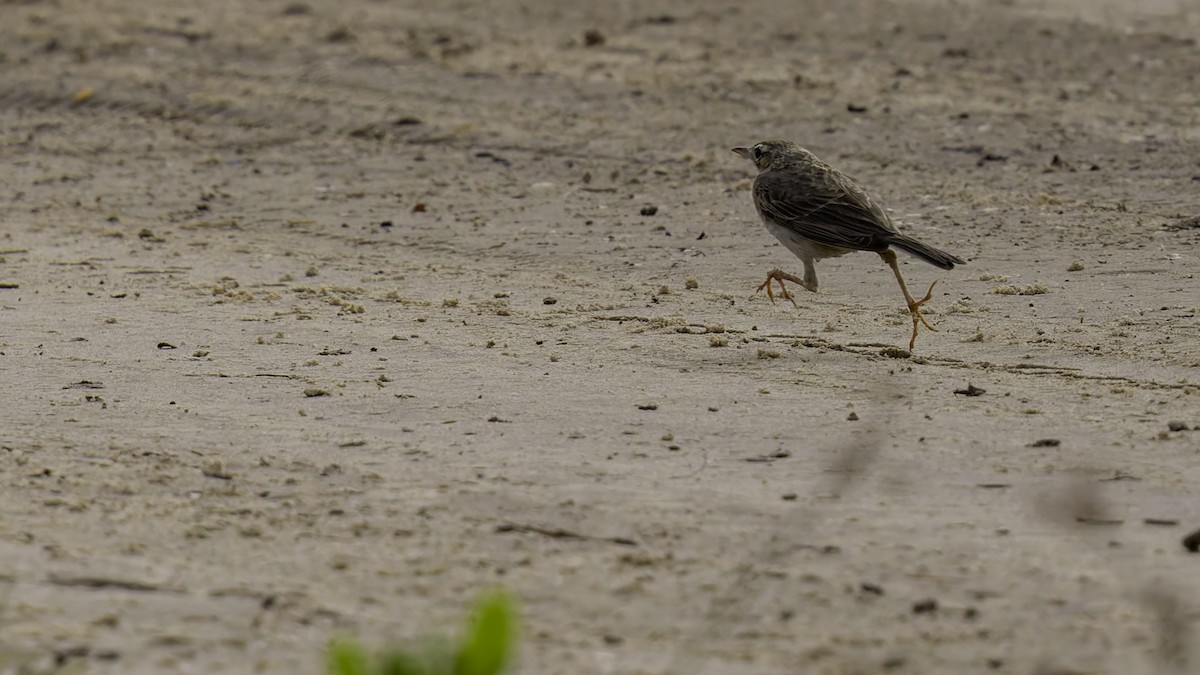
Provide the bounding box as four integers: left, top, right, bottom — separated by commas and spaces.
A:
880, 250, 938, 351
753, 266, 817, 307
754, 269, 803, 306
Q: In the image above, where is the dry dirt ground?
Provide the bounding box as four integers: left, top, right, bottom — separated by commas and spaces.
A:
2, 0, 1199, 673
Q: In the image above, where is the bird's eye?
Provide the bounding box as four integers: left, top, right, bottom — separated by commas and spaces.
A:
752, 146, 763, 160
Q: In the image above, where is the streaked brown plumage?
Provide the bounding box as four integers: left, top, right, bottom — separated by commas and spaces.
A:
732, 140, 965, 350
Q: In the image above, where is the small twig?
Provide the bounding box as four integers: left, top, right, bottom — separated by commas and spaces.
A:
495, 523, 636, 546
47, 575, 180, 593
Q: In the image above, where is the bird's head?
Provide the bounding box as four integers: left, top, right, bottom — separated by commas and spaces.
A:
731, 140, 809, 172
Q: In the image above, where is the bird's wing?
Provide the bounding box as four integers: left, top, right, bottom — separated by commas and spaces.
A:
752, 166, 897, 251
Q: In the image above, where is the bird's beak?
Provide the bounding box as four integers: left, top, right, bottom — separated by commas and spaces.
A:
731, 147, 751, 159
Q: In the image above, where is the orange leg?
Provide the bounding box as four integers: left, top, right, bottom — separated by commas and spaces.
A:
752, 268, 813, 307
880, 250, 939, 351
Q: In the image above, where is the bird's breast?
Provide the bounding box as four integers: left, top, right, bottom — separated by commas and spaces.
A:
759, 214, 853, 262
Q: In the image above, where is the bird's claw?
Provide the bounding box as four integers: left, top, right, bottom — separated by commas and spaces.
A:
906, 280, 940, 350
752, 269, 801, 307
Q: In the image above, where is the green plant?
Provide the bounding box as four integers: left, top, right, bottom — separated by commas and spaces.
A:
328, 589, 517, 675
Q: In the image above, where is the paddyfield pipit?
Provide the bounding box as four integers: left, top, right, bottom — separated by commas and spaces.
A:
732, 140, 965, 350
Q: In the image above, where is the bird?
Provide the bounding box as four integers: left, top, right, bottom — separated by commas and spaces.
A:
732, 140, 965, 350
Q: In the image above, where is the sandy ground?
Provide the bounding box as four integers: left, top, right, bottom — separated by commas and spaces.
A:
2, 0, 1199, 673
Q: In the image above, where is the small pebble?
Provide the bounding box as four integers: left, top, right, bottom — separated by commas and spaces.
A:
1183, 527, 1200, 552
860, 583, 884, 595
954, 383, 986, 396
912, 599, 938, 614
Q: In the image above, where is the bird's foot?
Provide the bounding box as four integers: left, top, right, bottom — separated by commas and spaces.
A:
906, 280, 940, 350
752, 269, 808, 307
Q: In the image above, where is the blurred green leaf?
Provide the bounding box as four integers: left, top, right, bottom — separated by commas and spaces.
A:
328, 639, 371, 675
455, 590, 517, 675
326, 590, 518, 675
378, 637, 455, 675
378, 648, 427, 675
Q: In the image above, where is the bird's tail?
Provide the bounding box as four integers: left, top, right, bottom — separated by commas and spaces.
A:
890, 234, 965, 270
